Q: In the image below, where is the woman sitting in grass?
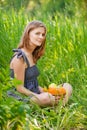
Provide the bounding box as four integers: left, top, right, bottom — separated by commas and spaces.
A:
8, 20, 72, 107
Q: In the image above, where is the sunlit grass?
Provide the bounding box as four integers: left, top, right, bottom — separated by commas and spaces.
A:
0, 9, 87, 130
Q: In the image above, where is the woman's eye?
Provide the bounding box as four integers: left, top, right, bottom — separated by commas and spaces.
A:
42, 33, 45, 36
35, 32, 45, 37
36, 32, 40, 35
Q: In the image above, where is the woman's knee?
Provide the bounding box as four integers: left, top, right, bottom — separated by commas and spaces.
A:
63, 83, 72, 97
62, 83, 72, 105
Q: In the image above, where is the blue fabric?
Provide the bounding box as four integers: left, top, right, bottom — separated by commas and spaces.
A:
10, 49, 40, 94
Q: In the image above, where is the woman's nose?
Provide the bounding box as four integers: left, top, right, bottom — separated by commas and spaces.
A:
39, 34, 44, 39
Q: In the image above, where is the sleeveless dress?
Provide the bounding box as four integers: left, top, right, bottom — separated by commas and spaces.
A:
7, 49, 40, 102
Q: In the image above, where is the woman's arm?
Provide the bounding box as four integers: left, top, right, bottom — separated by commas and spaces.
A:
10, 55, 36, 96
39, 86, 44, 93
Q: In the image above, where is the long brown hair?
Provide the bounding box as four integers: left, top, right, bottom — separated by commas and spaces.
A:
18, 20, 46, 63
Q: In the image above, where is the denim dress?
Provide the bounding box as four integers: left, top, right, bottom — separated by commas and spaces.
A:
7, 49, 40, 102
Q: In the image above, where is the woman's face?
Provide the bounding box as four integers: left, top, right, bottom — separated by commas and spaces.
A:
29, 27, 46, 47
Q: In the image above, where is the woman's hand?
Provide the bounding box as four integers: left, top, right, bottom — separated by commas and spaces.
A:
54, 95, 61, 104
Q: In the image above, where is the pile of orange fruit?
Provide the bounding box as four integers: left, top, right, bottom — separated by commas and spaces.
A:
43, 83, 66, 96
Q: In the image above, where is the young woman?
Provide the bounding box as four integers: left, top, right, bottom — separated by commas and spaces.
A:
8, 20, 72, 107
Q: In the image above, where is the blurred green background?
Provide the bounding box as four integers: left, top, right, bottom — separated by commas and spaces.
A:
0, 0, 87, 130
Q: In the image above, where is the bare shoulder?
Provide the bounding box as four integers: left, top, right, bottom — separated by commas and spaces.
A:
10, 55, 26, 69
10, 55, 26, 81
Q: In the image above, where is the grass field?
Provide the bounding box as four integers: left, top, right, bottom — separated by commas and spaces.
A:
0, 9, 87, 130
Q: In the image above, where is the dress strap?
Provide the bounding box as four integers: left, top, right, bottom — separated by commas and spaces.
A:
13, 49, 30, 67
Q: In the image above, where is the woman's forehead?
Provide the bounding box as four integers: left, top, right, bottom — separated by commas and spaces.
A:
31, 27, 46, 32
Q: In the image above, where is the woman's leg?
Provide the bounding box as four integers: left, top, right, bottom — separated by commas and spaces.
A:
30, 92, 55, 107
62, 83, 72, 105
30, 83, 72, 107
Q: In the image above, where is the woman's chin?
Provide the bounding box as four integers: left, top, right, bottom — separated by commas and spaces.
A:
37, 43, 42, 46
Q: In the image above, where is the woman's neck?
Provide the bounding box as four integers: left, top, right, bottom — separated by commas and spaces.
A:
23, 46, 35, 54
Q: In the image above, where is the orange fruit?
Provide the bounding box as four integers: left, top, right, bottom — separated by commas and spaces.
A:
43, 83, 66, 96
57, 87, 66, 95
48, 83, 58, 95
48, 87, 58, 95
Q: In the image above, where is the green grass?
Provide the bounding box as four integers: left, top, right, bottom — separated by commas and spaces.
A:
0, 9, 87, 130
